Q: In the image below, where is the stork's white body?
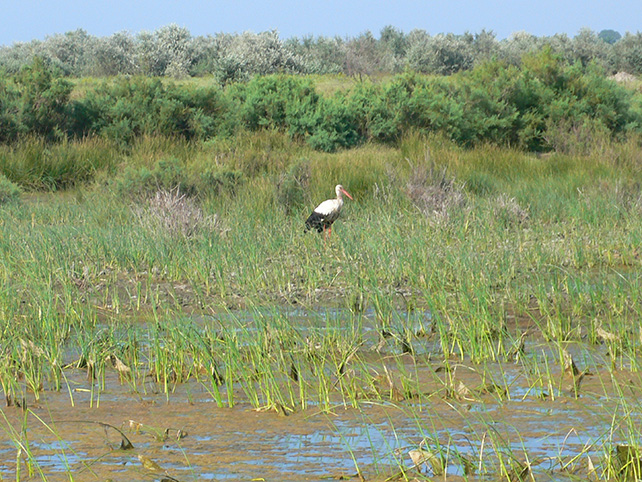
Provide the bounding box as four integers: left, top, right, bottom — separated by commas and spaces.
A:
304, 184, 353, 237
314, 197, 343, 222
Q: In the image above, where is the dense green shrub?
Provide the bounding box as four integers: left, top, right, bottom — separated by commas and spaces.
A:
15, 57, 72, 141
234, 75, 319, 131
71, 76, 235, 144
290, 93, 362, 151
347, 51, 641, 151
232, 75, 363, 152
0, 77, 21, 143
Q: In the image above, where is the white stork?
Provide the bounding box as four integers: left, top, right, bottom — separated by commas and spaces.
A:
304, 184, 353, 239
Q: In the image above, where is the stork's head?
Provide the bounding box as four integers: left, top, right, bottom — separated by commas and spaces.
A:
335, 184, 353, 201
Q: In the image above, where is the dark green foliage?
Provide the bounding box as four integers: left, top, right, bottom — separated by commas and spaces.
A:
4, 52, 641, 156
15, 57, 72, 141
293, 93, 362, 152
346, 50, 641, 151
233, 75, 362, 152
598, 29, 621, 45
234, 75, 319, 131
71, 76, 234, 144
0, 77, 21, 143
153, 157, 191, 193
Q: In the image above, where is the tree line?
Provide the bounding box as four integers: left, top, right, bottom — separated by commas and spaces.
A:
0, 25, 641, 81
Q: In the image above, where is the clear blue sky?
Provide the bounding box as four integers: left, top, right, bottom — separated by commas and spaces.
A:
1, 0, 641, 45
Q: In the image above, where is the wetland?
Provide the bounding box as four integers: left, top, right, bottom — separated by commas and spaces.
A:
2, 63, 642, 480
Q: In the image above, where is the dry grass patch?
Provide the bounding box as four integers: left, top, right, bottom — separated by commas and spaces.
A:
135, 187, 225, 238
406, 163, 467, 222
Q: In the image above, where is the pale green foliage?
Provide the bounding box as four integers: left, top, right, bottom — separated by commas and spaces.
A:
92, 31, 136, 76
407, 32, 474, 74
345, 30, 398, 77
0, 24, 637, 79
220, 30, 303, 81
613, 32, 642, 75
38, 29, 96, 76
135, 24, 193, 77
155, 24, 193, 78
570, 28, 611, 68
0, 40, 42, 73
499, 31, 543, 65
284, 35, 345, 74
470, 29, 499, 65
405, 30, 431, 72
191, 30, 304, 82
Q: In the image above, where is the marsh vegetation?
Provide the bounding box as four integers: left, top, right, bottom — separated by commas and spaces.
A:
1, 55, 642, 480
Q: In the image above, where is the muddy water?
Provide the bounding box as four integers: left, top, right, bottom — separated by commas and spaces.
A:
0, 308, 640, 481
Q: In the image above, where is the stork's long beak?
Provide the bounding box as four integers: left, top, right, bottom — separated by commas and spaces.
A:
341, 188, 353, 200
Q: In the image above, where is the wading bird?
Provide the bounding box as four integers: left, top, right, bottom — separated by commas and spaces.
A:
304, 184, 353, 239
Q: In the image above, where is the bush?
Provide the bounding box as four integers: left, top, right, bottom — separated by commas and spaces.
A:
294, 93, 362, 152
111, 156, 193, 198
3, 48, 642, 163
235, 75, 319, 131
0, 174, 20, 203
16, 57, 72, 141
72, 76, 234, 143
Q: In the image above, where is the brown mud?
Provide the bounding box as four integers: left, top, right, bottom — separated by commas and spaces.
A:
0, 309, 640, 481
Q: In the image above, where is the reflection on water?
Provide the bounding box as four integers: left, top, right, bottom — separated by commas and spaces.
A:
0, 305, 639, 481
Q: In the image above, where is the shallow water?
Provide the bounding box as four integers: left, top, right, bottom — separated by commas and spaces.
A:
1, 307, 640, 481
